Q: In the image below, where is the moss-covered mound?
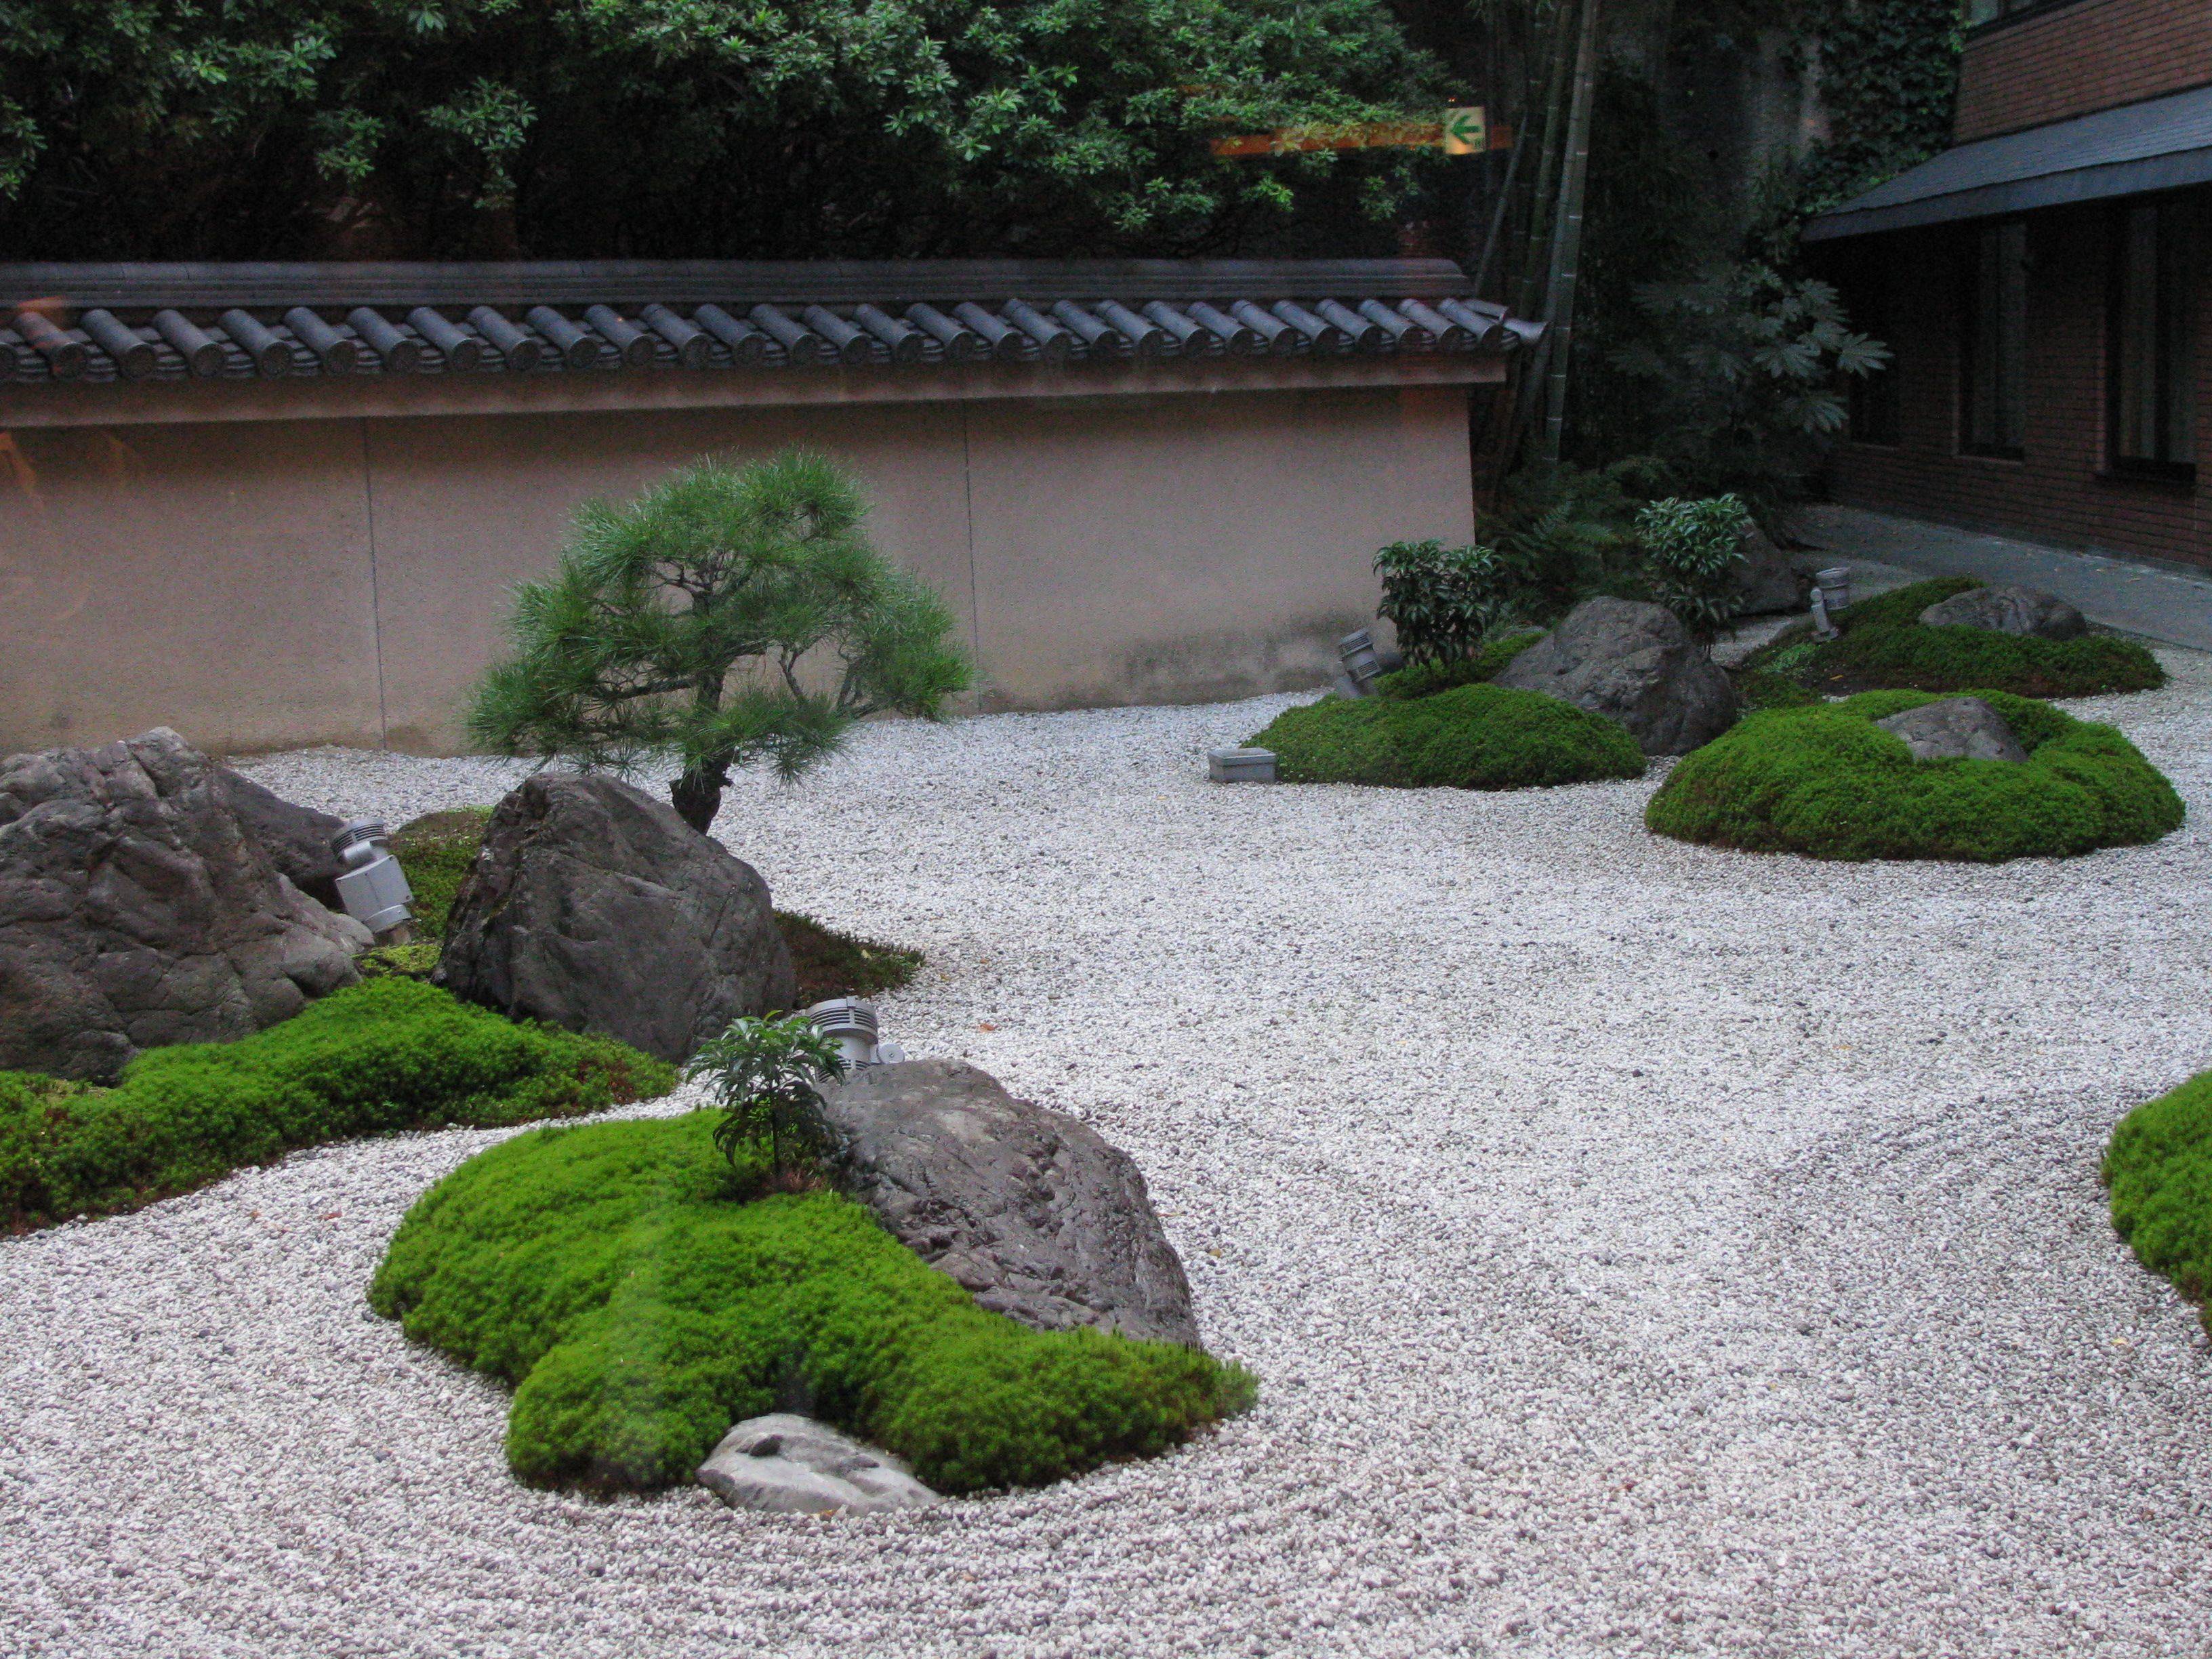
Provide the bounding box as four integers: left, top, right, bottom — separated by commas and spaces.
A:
1744, 577, 2165, 698
1646, 688, 2182, 861
365, 805, 922, 1002
1253, 682, 1645, 790
2106, 1072, 2212, 1332
0, 978, 672, 1232
370, 1112, 1255, 1495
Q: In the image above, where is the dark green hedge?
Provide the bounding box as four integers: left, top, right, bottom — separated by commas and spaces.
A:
370, 1112, 1255, 1495
1646, 688, 2183, 861
2107, 1072, 2212, 1332
1252, 682, 1645, 790
1746, 577, 2165, 698
0, 978, 673, 1231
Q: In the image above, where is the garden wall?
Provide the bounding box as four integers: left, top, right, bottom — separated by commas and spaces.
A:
0, 382, 1478, 754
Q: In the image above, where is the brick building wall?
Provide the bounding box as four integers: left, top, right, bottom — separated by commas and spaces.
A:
1956, 0, 2212, 141
1826, 205, 2211, 567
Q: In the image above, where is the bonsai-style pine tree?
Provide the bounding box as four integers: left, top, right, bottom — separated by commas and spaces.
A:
470, 451, 970, 832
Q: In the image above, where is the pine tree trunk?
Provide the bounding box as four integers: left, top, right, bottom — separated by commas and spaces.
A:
670, 764, 726, 834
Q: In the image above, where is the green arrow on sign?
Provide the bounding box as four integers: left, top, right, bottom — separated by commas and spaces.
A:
1440, 106, 1486, 155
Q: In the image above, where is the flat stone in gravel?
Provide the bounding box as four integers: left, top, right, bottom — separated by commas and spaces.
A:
696, 1414, 939, 1515
1875, 695, 2030, 762
1919, 582, 2088, 639
820, 1057, 1201, 1347
438, 771, 796, 1063
1494, 596, 1739, 754
0, 728, 368, 1082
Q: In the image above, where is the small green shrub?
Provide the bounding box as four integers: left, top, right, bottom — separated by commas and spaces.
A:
2106, 1072, 2212, 1329
369, 1112, 1256, 1494
1744, 577, 2165, 698
0, 978, 674, 1231
1646, 688, 2183, 861
686, 1014, 846, 1177
1254, 684, 1645, 790
1635, 494, 1751, 636
1372, 629, 1545, 700
1373, 539, 1539, 663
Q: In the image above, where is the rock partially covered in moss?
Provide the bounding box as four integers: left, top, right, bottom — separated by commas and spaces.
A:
1492, 598, 1739, 755
438, 773, 796, 1063
1646, 688, 2182, 861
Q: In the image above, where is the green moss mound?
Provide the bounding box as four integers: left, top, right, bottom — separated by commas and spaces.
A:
370, 1112, 1255, 1495
2106, 1072, 2212, 1330
1744, 577, 2165, 698
0, 978, 674, 1231
1646, 688, 2183, 861
1253, 682, 1645, 790
368, 806, 923, 1002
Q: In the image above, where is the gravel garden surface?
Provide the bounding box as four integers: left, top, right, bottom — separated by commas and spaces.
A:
8, 656, 2212, 1658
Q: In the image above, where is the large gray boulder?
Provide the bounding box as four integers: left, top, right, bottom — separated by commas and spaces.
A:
1493, 596, 1740, 755
218, 770, 348, 910
0, 729, 371, 1083
1875, 696, 2029, 763
696, 1414, 939, 1515
436, 772, 796, 1063
1918, 583, 2087, 640
818, 1058, 1201, 1348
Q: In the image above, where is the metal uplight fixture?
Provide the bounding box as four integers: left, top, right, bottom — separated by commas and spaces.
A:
329, 819, 416, 939
1809, 565, 1853, 642
1336, 627, 1403, 697
804, 998, 907, 1072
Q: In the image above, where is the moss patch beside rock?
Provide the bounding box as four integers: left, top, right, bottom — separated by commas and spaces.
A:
1645, 687, 2182, 861
1741, 577, 2165, 699
1254, 682, 1645, 790
371, 1111, 1254, 1495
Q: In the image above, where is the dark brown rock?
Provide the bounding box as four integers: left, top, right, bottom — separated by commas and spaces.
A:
0, 729, 370, 1082
436, 772, 796, 1062
818, 1057, 1201, 1348
218, 770, 348, 909
1493, 597, 1740, 755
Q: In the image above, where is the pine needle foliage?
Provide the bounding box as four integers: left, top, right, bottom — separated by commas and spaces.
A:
469, 453, 970, 832
369, 1112, 1256, 1494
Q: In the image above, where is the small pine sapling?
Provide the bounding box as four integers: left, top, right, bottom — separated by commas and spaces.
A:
685, 1014, 849, 1183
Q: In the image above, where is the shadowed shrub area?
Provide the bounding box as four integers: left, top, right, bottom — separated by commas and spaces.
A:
1253, 682, 1645, 790
2107, 1072, 2212, 1332
1646, 689, 2183, 861
0, 978, 674, 1231
1371, 629, 1546, 700
776, 912, 923, 1003
369, 1112, 1255, 1495
1742, 577, 2166, 698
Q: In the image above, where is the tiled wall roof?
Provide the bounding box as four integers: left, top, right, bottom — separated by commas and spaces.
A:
0, 258, 1536, 387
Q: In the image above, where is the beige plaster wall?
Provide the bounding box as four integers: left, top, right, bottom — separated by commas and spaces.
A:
0, 385, 1473, 756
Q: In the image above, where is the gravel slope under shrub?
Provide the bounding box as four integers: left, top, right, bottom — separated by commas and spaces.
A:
7, 661, 2212, 1657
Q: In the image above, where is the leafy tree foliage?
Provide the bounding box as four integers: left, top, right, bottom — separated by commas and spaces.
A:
0, 0, 1444, 259
469, 451, 970, 834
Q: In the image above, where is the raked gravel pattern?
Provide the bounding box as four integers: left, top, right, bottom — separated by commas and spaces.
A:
9, 659, 2212, 1659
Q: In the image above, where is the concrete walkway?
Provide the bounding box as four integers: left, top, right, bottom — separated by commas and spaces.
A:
1795, 504, 2212, 651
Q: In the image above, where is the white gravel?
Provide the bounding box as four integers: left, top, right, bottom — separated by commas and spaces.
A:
9, 659, 2212, 1659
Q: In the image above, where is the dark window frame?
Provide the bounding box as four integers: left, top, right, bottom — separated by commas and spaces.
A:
1960, 219, 2029, 461
2106, 193, 2198, 485
1962, 0, 2091, 37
